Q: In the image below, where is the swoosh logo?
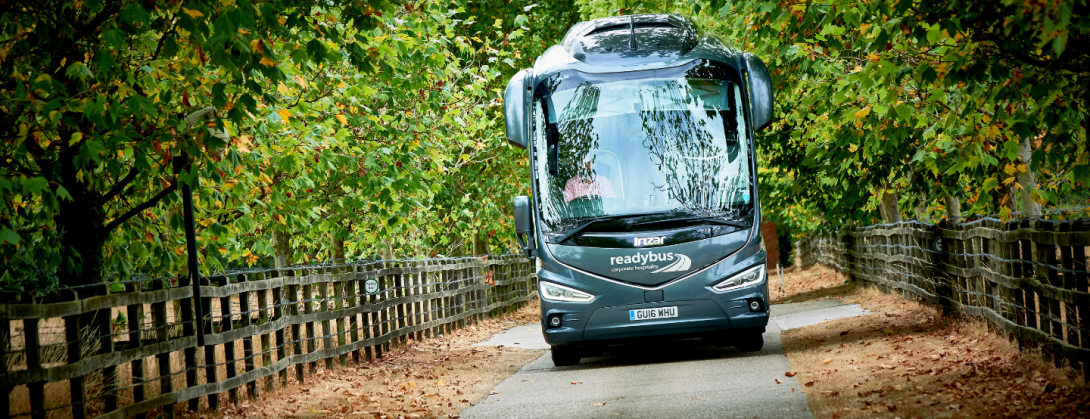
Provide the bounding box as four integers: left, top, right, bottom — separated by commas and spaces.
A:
651, 254, 691, 273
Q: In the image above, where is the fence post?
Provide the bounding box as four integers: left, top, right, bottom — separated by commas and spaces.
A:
334, 266, 347, 367
992, 221, 1014, 325
1035, 221, 1061, 365
1058, 221, 1077, 348
285, 268, 305, 384
380, 261, 392, 355
319, 267, 335, 371
23, 317, 45, 419
1019, 219, 1038, 332
256, 272, 274, 392
0, 313, 8, 419
125, 285, 147, 419
219, 275, 238, 405
1070, 219, 1090, 380
62, 313, 85, 419
202, 276, 218, 411
348, 265, 362, 364
270, 270, 287, 388
150, 279, 174, 419
413, 261, 424, 343
843, 233, 856, 285
424, 260, 435, 340
935, 221, 956, 316
179, 274, 199, 413
394, 261, 406, 348
237, 273, 257, 399
303, 268, 318, 374
451, 258, 464, 331
362, 264, 376, 362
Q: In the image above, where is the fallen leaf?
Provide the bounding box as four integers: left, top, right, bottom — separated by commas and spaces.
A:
775, 379, 783, 384
570, 381, 583, 385
488, 390, 499, 395
785, 371, 797, 377
805, 381, 815, 387
822, 358, 833, 365
593, 403, 606, 407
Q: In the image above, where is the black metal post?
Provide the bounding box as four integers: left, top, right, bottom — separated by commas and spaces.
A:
175, 153, 206, 346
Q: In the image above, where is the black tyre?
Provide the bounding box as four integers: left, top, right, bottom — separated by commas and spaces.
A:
551, 346, 582, 367
734, 331, 764, 352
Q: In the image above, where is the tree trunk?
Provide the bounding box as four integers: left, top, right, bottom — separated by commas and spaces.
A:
1004, 183, 1018, 213
915, 193, 929, 222
472, 231, 490, 255
944, 194, 962, 223
380, 239, 394, 261
879, 189, 902, 223
1016, 136, 1042, 218
57, 194, 108, 287
1084, 84, 1089, 151
56, 148, 108, 288
272, 230, 291, 269
330, 233, 345, 265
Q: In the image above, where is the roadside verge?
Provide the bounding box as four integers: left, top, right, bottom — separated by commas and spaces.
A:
200, 301, 545, 419
779, 268, 1090, 418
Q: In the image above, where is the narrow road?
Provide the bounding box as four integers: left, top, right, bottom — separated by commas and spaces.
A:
460, 301, 868, 419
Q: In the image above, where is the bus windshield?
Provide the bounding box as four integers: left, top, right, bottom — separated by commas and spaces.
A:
532, 61, 755, 240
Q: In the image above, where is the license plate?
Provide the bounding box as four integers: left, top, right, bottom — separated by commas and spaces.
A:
629, 306, 678, 321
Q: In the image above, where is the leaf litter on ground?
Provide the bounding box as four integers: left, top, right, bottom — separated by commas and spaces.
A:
185, 300, 545, 419
781, 267, 1090, 419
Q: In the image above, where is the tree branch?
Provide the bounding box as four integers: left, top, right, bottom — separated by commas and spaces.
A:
151, 14, 179, 62
99, 165, 139, 204
72, 0, 122, 43
102, 181, 177, 233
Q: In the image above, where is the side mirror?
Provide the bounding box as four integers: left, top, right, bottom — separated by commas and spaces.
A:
513, 196, 535, 258
504, 69, 533, 149
742, 53, 774, 132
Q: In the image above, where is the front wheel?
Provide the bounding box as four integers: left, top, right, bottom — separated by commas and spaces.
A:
734, 331, 764, 352
551, 346, 582, 367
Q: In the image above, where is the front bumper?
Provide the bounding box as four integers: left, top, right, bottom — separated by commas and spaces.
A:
539, 253, 770, 347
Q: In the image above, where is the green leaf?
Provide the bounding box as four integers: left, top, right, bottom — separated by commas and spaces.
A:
981, 177, 998, 193
125, 95, 159, 118
22, 177, 48, 195
0, 227, 19, 245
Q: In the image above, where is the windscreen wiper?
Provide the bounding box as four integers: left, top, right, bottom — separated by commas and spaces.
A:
551, 211, 672, 244
634, 216, 750, 229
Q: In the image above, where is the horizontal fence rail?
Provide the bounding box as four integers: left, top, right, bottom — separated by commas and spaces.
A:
798, 219, 1090, 378
0, 255, 537, 419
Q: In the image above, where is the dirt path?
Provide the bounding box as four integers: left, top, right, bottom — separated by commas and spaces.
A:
779, 266, 1090, 418
200, 302, 545, 419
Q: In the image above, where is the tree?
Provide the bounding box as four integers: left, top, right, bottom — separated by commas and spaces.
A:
1, 0, 581, 291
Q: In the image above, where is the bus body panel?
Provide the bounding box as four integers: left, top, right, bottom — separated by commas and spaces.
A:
509, 14, 775, 353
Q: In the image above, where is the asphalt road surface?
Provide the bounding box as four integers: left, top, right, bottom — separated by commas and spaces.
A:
462, 301, 868, 419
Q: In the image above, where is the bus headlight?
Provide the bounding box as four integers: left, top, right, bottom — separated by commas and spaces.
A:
540, 282, 595, 303
712, 265, 765, 292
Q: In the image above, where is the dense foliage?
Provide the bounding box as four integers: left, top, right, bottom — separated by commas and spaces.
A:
1, 0, 578, 290
4, 0, 1087, 290
576, 0, 1090, 237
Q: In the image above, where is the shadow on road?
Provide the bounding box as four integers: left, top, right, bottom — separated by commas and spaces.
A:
552, 337, 768, 371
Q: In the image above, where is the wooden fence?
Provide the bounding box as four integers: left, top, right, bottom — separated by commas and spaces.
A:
799, 219, 1090, 377
0, 255, 537, 419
